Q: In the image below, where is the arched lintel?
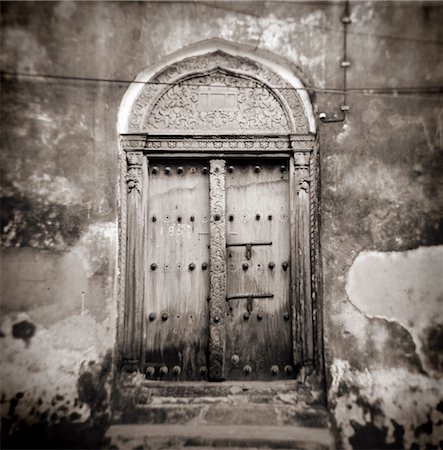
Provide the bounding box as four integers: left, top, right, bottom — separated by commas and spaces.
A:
117, 38, 316, 135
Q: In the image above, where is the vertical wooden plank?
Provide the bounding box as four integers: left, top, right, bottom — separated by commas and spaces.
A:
122, 151, 147, 372
224, 160, 291, 380
293, 151, 314, 373
144, 162, 210, 380
289, 156, 301, 368
208, 159, 227, 381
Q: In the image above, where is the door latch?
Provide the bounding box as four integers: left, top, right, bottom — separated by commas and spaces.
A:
226, 242, 272, 260
226, 293, 274, 313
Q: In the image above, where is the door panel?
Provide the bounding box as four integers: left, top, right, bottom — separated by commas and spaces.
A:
145, 161, 210, 380
225, 160, 293, 380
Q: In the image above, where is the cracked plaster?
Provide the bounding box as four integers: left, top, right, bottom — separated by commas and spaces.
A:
345, 245, 443, 375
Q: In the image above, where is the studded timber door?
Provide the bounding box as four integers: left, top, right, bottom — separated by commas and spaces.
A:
224, 160, 293, 380
145, 161, 210, 380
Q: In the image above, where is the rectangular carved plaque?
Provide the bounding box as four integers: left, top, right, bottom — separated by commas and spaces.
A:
198, 87, 238, 111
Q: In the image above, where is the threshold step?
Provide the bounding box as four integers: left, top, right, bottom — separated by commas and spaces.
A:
118, 403, 329, 427
106, 424, 334, 450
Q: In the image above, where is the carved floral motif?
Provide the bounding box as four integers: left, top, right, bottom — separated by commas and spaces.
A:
208, 159, 226, 380
145, 72, 290, 133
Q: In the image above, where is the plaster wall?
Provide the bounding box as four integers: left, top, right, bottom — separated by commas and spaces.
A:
1, 1, 442, 448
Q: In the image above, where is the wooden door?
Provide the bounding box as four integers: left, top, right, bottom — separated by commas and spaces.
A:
224, 159, 293, 380
145, 160, 210, 380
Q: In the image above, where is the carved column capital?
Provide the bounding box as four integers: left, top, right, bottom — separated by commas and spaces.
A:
293, 151, 310, 193
290, 134, 315, 152
126, 152, 143, 193
293, 152, 310, 168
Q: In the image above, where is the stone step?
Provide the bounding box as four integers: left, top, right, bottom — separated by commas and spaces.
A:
127, 380, 317, 399
116, 380, 322, 410
106, 424, 334, 450
118, 403, 329, 428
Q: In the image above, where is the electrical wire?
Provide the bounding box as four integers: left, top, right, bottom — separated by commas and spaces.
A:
1, 70, 442, 98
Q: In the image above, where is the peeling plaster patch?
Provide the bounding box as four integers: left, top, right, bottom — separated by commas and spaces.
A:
0, 311, 113, 444
7, 174, 83, 205
0, 174, 88, 249
362, 99, 385, 125
330, 359, 443, 449
0, 28, 48, 73
346, 246, 443, 375
54, 1, 77, 20
71, 222, 117, 278
342, 160, 427, 204
336, 123, 350, 144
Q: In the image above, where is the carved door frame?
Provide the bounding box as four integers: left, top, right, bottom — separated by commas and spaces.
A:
116, 46, 323, 382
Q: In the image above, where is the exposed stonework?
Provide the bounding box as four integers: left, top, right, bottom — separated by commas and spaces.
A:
330, 360, 442, 450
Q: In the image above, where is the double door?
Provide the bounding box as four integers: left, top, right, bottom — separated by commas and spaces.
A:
145, 159, 293, 380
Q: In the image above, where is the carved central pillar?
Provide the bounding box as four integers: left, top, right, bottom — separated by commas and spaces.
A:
208, 159, 227, 381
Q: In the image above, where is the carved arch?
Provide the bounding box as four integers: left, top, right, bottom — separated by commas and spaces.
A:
126, 51, 310, 134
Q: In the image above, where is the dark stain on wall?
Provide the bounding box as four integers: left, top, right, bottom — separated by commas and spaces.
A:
1, 352, 113, 449
12, 320, 36, 345
421, 323, 443, 372
1, 193, 88, 249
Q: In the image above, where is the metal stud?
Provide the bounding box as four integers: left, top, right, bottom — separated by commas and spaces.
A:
149, 312, 156, 321
189, 263, 195, 271
231, 354, 240, 365
228, 166, 234, 173
162, 312, 169, 321
152, 216, 157, 222
151, 263, 158, 271
213, 315, 220, 323
165, 167, 171, 175
268, 214, 273, 221
243, 312, 250, 320
146, 367, 155, 377
177, 166, 183, 174
242, 262, 249, 271
172, 366, 181, 375
254, 166, 261, 173
257, 313, 263, 321
243, 365, 252, 374
284, 365, 293, 374
228, 214, 234, 222
159, 366, 168, 376
271, 365, 279, 375
202, 167, 208, 174
201, 262, 208, 271
190, 215, 195, 222
152, 166, 158, 174
214, 213, 221, 221
280, 165, 286, 172
268, 261, 275, 270
177, 216, 182, 223
283, 312, 290, 321
200, 366, 208, 375
282, 261, 289, 271
255, 213, 261, 220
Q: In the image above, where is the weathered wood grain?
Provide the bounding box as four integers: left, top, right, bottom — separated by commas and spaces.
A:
145, 161, 210, 380
122, 152, 148, 371
224, 160, 293, 380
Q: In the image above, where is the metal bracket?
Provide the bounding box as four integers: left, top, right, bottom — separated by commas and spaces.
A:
226, 293, 274, 313
226, 242, 272, 260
